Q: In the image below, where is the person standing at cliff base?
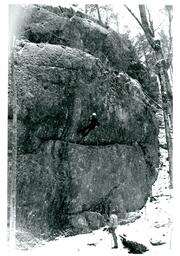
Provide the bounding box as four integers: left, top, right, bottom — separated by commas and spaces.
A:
108, 209, 118, 249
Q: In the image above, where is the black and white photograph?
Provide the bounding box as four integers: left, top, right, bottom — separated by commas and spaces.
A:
2, 0, 178, 255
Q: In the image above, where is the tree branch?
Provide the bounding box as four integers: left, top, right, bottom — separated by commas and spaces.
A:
124, 4, 144, 31
166, 5, 173, 68
138, 5, 157, 50
146, 6, 155, 37
95, 4, 103, 25
124, 5, 155, 50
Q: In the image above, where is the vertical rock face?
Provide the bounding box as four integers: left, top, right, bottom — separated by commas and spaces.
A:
8, 5, 159, 237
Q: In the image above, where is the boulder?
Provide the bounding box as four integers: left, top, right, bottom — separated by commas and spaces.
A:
83, 211, 105, 230
8, 4, 160, 238
20, 5, 159, 100
10, 4, 159, 101
10, 40, 159, 237
15, 5, 134, 72
69, 215, 90, 234
13, 42, 158, 150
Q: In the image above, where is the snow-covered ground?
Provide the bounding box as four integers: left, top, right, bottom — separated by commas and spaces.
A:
10, 128, 173, 256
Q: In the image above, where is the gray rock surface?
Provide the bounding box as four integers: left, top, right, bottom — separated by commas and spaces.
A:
8, 5, 159, 238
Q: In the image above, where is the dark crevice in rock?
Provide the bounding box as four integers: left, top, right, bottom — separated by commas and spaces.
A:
127, 62, 159, 102
138, 142, 158, 181
19, 63, 82, 70
69, 140, 133, 146
59, 86, 76, 140
17, 137, 140, 156
24, 136, 140, 152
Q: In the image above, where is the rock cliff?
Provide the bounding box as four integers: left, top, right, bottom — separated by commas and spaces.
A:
8, 5, 159, 238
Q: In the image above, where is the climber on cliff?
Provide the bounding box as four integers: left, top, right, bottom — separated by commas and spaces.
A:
107, 209, 119, 249
77, 112, 100, 137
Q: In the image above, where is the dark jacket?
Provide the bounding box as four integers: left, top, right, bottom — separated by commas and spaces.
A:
88, 115, 100, 129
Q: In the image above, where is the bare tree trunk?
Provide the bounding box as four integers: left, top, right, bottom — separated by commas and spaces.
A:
8, 35, 17, 249
142, 47, 149, 69
166, 5, 173, 88
125, 4, 173, 188
155, 50, 173, 125
158, 68, 173, 188
95, 4, 103, 25
115, 13, 120, 33
166, 5, 173, 69
85, 5, 88, 14
139, 5, 173, 188
169, 67, 173, 84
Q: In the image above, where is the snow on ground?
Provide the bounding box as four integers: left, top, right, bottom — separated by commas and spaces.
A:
12, 128, 173, 256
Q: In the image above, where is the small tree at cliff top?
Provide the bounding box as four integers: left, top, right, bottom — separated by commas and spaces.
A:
85, 4, 120, 33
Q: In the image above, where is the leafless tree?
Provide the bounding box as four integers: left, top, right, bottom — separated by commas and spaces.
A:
125, 4, 173, 188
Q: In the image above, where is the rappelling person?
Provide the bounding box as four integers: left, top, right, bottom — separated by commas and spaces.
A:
77, 112, 100, 137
